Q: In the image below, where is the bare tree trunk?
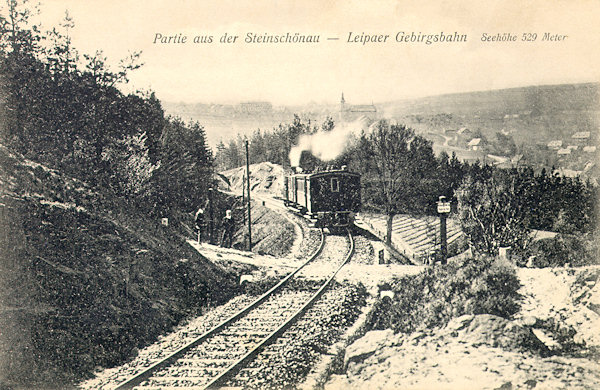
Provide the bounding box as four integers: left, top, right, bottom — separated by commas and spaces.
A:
386, 213, 394, 246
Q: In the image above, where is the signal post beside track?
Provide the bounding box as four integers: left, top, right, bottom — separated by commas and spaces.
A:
437, 196, 451, 264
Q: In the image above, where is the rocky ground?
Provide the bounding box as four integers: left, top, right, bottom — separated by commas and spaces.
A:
517, 267, 600, 349
325, 266, 600, 390
219, 161, 285, 196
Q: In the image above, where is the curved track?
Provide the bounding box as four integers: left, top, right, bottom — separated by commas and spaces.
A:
112, 229, 354, 390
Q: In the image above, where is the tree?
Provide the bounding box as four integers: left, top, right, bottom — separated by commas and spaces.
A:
147, 118, 214, 214
44, 10, 77, 78
0, 0, 42, 56
321, 116, 335, 132
356, 120, 443, 244
214, 140, 227, 171
457, 170, 533, 257
223, 138, 242, 169
102, 131, 158, 198
358, 121, 434, 245
83, 49, 142, 88
493, 131, 517, 156
436, 151, 465, 202
0, 0, 44, 147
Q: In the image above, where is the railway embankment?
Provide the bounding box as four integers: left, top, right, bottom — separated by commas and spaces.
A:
229, 200, 297, 257
0, 145, 245, 389
357, 212, 466, 263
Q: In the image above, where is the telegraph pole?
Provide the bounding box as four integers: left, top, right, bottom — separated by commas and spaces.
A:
242, 173, 246, 225
245, 140, 252, 250
208, 187, 214, 244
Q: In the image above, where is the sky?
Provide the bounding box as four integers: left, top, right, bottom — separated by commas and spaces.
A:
31, 0, 600, 106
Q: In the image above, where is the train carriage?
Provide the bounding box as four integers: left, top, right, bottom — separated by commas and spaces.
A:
284, 167, 361, 228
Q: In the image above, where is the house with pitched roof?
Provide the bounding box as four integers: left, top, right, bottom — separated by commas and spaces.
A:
547, 140, 563, 150
468, 138, 482, 151
572, 131, 591, 145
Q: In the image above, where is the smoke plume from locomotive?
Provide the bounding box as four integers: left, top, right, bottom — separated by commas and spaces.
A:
289, 116, 370, 167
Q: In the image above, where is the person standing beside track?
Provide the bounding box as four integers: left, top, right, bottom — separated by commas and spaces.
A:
195, 200, 209, 245
220, 209, 234, 248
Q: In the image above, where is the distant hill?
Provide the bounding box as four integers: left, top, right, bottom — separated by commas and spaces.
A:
376, 83, 598, 176
380, 83, 599, 145
383, 83, 598, 116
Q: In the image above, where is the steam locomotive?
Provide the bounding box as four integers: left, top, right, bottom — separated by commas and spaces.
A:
283, 167, 361, 228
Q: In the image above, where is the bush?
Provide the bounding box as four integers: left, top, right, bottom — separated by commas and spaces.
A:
369, 255, 521, 333
527, 233, 599, 267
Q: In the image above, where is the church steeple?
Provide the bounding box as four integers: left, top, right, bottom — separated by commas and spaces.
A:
339, 92, 346, 123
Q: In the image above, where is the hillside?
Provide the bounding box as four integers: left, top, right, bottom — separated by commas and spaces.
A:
381, 83, 599, 172
384, 83, 597, 117
0, 144, 239, 389
382, 83, 598, 139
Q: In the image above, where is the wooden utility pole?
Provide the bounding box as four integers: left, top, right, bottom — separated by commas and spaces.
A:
242, 173, 246, 225
208, 187, 214, 244
245, 140, 252, 250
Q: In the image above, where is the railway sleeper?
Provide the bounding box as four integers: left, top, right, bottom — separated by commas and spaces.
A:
190, 344, 249, 353
159, 370, 223, 378
152, 375, 221, 381
185, 350, 246, 359
175, 359, 233, 367
217, 332, 270, 340
137, 387, 208, 390
144, 379, 208, 387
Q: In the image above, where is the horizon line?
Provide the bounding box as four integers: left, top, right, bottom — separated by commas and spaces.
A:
157, 80, 599, 107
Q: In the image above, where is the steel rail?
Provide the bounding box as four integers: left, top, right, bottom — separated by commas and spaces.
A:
204, 229, 355, 389
113, 228, 325, 390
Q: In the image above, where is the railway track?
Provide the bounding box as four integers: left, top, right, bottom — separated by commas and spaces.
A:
110, 229, 355, 390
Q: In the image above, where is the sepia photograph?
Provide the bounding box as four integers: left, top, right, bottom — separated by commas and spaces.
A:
1, 0, 599, 389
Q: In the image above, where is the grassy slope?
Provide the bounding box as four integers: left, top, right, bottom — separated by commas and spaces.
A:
0, 145, 239, 389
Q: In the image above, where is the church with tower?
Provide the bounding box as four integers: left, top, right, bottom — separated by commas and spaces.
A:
339, 93, 378, 123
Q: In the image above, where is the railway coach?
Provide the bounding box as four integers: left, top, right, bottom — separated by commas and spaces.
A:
283, 166, 361, 228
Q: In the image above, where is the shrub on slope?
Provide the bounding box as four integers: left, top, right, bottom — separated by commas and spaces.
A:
369, 256, 521, 334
